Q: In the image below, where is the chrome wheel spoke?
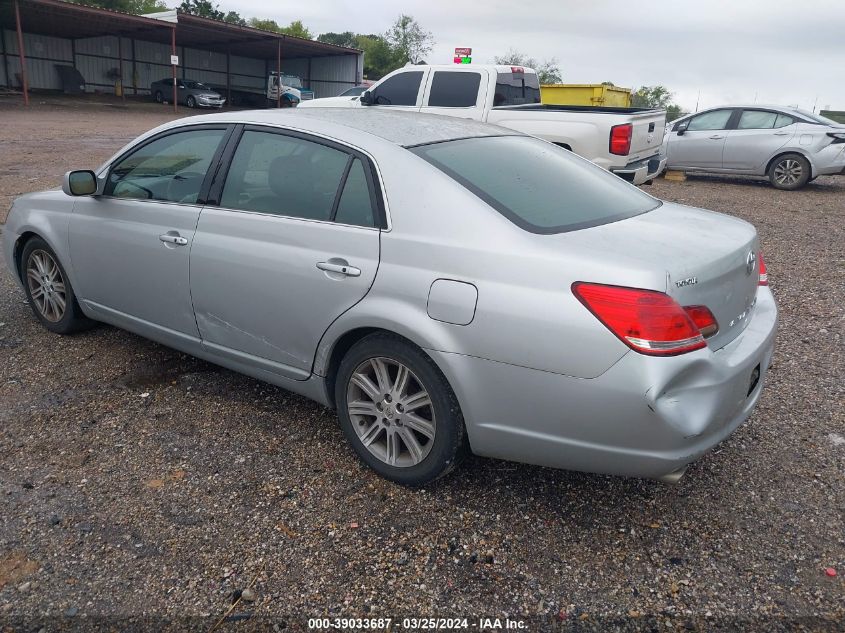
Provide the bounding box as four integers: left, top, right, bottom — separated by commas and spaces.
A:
402, 390, 432, 412
26, 250, 66, 322
385, 431, 401, 466
348, 400, 379, 418
370, 357, 392, 394
397, 427, 424, 463
392, 364, 410, 397
351, 373, 381, 401
52, 292, 66, 312
52, 281, 65, 294
404, 413, 435, 440
359, 421, 384, 447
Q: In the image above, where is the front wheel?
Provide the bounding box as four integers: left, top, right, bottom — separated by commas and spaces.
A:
186, 95, 196, 108
768, 153, 810, 190
154, 90, 164, 103
335, 333, 467, 486
21, 238, 94, 334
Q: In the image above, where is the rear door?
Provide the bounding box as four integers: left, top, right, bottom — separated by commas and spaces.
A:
420, 68, 488, 120
189, 126, 384, 379
667, 108, 735, 169
722, 109, 798, 171
366, 69, 428, 111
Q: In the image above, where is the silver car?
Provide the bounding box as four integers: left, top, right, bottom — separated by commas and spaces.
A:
665, 105, 845, 189
151, 79, 226, 109
2, 109, 777, 485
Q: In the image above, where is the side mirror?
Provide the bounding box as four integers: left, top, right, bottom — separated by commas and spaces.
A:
62, 170, 98, 196
675, 120, 689, 136
360, 90, 374, 106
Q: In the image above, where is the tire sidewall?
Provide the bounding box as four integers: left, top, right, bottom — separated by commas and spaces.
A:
20, 238, 86, 335
155, 90, 163, 103
769, 153, 810, 190
335, 335, 464, 486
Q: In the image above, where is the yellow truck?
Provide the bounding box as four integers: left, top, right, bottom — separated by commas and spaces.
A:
541, 84, 631, 107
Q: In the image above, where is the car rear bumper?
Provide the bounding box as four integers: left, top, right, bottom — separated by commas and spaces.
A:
429, 286, 777, 481
812, 142, 845, 176
611, 154, 667, 185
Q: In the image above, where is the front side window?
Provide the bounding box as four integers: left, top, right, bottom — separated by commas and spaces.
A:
220, 130, 377, 227
105, 128, 227, 203
686, 109, 733, 131
411, 136, 660, 234
370, 71, 424, 106
493, 72, 541, 106
427, 72, 482, 107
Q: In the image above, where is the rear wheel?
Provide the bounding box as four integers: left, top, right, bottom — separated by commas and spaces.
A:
768, 153, 810, 190
21, 238, 94, 334
154, 90, 163, 103
335, 333, 467, 486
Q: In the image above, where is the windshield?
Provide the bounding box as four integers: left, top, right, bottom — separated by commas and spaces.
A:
793, 108, 840, 125
410, 136, 660, 234
282, 76, 303, 89
341, 86, 366, 96
183, 81, 209, 89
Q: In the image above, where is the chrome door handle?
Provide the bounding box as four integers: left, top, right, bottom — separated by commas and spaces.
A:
709, 135, 725, 140
159, 233, 188, 246
317, 261, 361, 277
773, 131, 791, 136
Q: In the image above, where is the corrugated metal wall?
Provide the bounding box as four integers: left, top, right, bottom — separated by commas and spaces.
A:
1, 27, 362, 100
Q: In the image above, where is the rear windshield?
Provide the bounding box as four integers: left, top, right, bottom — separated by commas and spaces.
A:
494, 72, 541, 106
410, 136, 660, 234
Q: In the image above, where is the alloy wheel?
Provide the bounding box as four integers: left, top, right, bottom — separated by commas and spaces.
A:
346, 357, 436, 467
773, 159, 803, 186
26, 249, 66, 323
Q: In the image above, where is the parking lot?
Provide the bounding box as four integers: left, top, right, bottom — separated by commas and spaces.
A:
0, 100, 843, 631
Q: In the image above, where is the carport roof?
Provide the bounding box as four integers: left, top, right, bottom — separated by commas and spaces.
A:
1, 0, 361, 59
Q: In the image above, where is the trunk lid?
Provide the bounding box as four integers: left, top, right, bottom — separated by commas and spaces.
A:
627, 110, 666, 159
564, 202, 760, 351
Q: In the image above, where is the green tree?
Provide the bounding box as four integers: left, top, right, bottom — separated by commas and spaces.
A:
279, 20, 313, 39
385, 15, 433, 64
318, 32, 358, 49
494, 49, 562, 84
248, 17, 281, 31
631, 85, 673, 109
666, 104, 684, 121
355, 34, 403, 79
223, 11, 246, 25
178, 0, 224, 19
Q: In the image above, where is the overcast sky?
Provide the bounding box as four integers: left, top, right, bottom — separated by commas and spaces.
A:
225, 0, 844, 113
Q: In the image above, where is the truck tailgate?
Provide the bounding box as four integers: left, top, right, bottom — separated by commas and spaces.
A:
628, 110, 666, 159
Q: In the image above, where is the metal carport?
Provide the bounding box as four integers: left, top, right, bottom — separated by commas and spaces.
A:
0, 0, 362, 109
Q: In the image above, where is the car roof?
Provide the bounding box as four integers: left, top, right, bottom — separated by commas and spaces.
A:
165, 108, 519, 148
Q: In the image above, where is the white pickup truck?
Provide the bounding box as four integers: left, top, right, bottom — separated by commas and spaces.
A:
300, 64, 667, 184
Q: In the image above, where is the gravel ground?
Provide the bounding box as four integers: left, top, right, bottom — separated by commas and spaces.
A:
0, 101, 843, 632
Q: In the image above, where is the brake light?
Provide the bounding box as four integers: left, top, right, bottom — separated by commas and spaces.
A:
683, 305, 719, 338
510, 66, 524, 73
609, 123, 633, 156
572, 282, 711, 356
758, 252, 768, 286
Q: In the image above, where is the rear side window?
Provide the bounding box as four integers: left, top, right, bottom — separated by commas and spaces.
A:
411, 136, 660, 234
493, 72, 540, 106
737, 110, 796, 129
334, 159, 375, 227
427, 72, 482, 107
370, 71, 424, 106
686, 109, 733, 131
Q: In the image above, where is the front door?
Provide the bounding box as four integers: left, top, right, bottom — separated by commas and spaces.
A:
68, 125, 230, 338
190, 127, 383, 379
667, 108, 734, 170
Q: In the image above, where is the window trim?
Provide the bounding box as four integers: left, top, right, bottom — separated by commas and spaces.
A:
369, 69, 427, 108
207, 124, 387, 230
735, 108, 796, 130
101, 123, 235, 206
423, 70, 485, 109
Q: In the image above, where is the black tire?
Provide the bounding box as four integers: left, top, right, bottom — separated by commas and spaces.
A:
20, 237, 94, 335
186, 95, 196, 108
335, 333, 468, 486
154, 90, 163, 103
768, 153, 811, 190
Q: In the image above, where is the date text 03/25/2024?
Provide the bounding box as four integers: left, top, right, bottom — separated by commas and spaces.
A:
307, 617, 527, 630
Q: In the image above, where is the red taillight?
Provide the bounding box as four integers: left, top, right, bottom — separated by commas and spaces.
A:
758, 252, 768, 286
683, 305, 719, 338
609, 123, 633, 156
572, 282, 712, 356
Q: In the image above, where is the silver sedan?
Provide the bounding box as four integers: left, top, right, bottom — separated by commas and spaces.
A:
665, 105, 845, 189
2, 109, 777, 485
